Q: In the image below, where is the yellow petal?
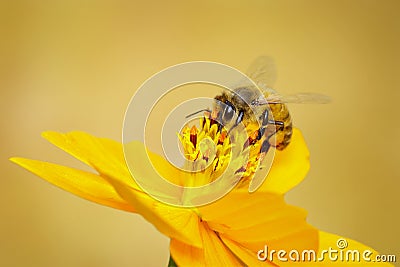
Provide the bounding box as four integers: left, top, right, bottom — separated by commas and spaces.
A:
103, 175, 203, 248
13, 132, 202, 247
10, 157, 135, 212
199, 222, 243, 266
41, 131, 139, 189
44, 131, 184, 197
199, 192, 308, 232
221, 238, 277, 266
198, 192, 282, 228
124, 141, 185, 188
170, 239, 205, 267
198, 191, 318, 264
258, 128, 310, 194
170, 222, 243, 266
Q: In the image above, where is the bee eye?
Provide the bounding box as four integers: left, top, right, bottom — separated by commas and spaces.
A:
222, 101, 236, 124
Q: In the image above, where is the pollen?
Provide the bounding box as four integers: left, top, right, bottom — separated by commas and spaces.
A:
178, 116, 264, 188
218, 132, 226, 145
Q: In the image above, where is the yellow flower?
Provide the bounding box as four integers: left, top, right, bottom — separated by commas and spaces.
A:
10, 123, 393, 266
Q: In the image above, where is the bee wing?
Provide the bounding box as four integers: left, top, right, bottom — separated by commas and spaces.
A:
246, 56, 277, 89
255, 92, 331, 105
245, 56, 331, 105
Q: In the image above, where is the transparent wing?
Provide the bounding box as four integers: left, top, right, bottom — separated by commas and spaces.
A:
246, 56, 331, 105
246, 56, 277, 89
253, 92, 331, 105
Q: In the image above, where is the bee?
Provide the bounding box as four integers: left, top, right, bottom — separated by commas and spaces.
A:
207, 56, 330, 157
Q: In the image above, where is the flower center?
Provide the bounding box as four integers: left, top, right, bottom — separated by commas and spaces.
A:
178, 117, 263, 188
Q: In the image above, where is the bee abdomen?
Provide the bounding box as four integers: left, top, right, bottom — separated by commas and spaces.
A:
269, 103, 293, 150
276, 120, 292, 150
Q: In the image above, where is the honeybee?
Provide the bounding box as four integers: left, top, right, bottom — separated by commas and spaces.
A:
209, 56, 330, 157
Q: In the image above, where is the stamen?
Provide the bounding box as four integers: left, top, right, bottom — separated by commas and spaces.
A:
235, 161, 252, 174
203, 148, 210, 162
210, 109, 218, 126
193, 151, 200, 161
235, 166, 246, 174
190, 126, 197, 148
218, 132, 226, 145
213, 158, 219, 171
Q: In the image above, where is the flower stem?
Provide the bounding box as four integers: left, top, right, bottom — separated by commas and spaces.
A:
168, 255, 178, 267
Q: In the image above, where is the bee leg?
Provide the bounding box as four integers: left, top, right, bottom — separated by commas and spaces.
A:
260, 138, 271, 154
218, 123, 223, 133
243, 127, 264, 149
258, 138, 271, 163
268, 120, 284, 129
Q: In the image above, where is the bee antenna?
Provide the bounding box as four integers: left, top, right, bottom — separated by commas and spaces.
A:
185, 109, 211, 119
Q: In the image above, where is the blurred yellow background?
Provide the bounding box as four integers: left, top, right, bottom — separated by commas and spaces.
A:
1, 1, 399, 266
